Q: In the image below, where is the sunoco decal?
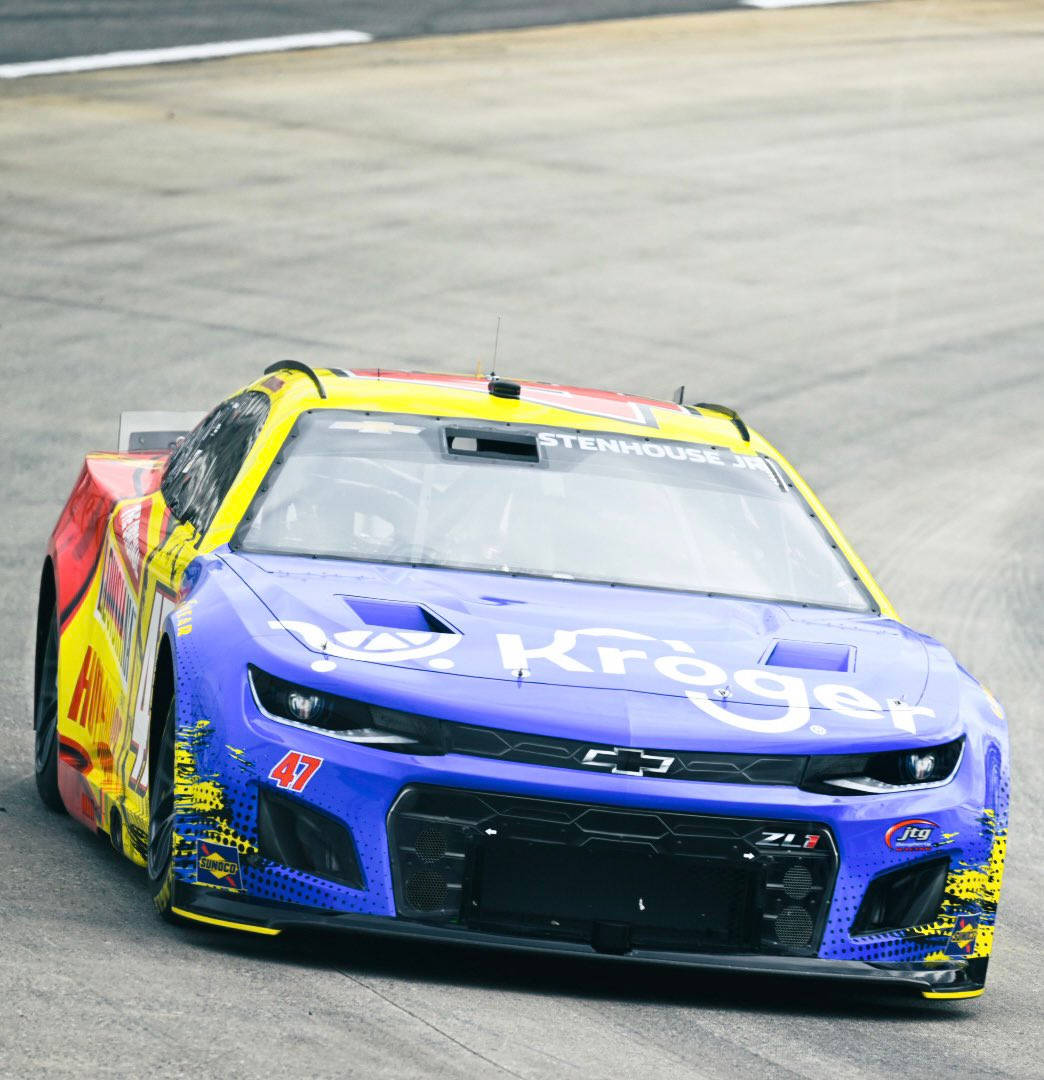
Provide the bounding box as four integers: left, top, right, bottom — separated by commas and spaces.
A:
948, 916, 978, 955
196, 841, 243, 890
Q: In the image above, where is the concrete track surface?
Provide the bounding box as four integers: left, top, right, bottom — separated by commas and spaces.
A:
1, 2, 1043, 1076
0, 1, 735, 65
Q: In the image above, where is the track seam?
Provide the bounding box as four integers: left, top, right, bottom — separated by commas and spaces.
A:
334, 968, 527, 1078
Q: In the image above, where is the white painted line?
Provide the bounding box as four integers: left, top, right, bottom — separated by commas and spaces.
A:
742, 0, 883, 8
0, 30, 373, 79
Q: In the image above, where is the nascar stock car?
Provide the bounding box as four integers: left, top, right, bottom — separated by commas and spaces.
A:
34, 363, 1008, 999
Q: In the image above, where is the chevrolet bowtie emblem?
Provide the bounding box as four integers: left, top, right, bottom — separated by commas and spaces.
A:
581, 747, 675, 777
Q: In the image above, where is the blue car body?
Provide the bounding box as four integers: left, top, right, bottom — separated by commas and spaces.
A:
171, 547, 1007, 996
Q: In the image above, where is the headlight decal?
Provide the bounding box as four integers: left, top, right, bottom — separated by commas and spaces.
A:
248, 666, 444, 754
800, 738, 964, 794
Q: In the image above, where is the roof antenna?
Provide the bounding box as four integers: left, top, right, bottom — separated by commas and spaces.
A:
490, 315, 501, 378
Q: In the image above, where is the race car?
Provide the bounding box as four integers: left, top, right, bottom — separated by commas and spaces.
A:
34, 362, 1008, 999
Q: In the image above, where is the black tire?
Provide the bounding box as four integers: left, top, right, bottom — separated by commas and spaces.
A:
147, 699, 177, 919
34, 607, 64, 812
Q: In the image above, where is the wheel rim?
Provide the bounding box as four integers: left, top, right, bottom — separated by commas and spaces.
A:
34, 617, 59, 776
148, 712, 175, 883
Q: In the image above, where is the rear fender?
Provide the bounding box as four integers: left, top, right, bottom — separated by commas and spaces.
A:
49, 453, 168, 632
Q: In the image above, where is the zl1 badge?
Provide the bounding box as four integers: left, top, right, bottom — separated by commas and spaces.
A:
196, 841, 243, 891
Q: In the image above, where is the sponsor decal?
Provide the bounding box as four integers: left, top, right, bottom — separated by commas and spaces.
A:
269, 620, 937, 738
196, 840, 243, 890
948, 916, 978, 955
268, 751, 323, 792
884, 818, 952, 852
268, 621, 461, 665
756, 831, 822, 850
496, 627, 936, 736
173, 601, 194, 637
537, 431, 770, 471
68, 646, 120, 740
94, 546, 138, 683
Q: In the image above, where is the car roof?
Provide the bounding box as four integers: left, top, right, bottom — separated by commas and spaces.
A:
248, 367, 757, 452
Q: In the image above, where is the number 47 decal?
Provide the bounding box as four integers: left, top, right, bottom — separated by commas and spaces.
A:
269, 751, 323, 792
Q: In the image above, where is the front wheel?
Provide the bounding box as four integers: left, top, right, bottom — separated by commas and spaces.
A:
147, 699, 177, 918
34, 608, 64, 811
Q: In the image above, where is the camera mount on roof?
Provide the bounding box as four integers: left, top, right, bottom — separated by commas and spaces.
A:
488, 377, 522, 400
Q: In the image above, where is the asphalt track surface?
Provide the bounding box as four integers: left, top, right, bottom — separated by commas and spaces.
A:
0, 1, 734, 65
2, 2, 1043, 1077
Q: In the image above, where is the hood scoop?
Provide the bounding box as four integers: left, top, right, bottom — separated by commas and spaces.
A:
765, 640, 853, 672
228, 553, 938, 715
342, 596, 456, 635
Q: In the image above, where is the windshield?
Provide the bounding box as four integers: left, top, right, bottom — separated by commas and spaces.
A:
234, 412, 871, 611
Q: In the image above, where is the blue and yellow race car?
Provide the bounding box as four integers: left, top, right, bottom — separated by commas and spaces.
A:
35, 363, 1008, 999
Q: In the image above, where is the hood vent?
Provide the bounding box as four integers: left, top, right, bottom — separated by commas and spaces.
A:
766, 640, 853, 673
342, 597, 456, 635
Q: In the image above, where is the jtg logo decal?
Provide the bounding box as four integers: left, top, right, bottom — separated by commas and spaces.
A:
268, 750, 323, 792
885, 818, 942, 852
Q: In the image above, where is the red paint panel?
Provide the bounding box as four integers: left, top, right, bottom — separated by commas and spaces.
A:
346, 370, 683, 428
50, 454, 166, 629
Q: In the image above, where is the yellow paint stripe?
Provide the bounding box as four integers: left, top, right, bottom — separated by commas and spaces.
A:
172, 906, 281, 936
921, 988, 984, 1000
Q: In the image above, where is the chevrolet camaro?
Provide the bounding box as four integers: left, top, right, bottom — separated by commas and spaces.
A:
33, 363, 1008, 999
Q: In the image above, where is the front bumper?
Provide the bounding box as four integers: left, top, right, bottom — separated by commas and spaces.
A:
168, 669, 1006, 1002
170, 881, 987, 998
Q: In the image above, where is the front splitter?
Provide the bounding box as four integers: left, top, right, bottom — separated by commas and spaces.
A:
171, 883, 985, 999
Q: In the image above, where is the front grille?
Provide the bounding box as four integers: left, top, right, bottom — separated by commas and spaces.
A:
405, 869, 448, 911
782, 864, 814, 900
444, 722, 807, 786
388, 786, 837, 957
775, 906, 815, 948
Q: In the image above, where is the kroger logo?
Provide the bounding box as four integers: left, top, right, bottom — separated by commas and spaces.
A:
497, 627, 936, 736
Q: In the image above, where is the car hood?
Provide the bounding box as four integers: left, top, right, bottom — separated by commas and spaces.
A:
224, 551, 963, 752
